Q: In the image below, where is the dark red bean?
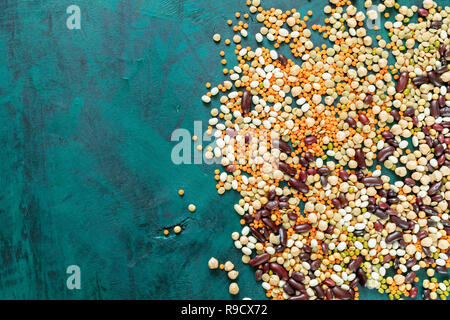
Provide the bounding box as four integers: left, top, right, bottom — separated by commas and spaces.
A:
332, 287, 352, 300
250, 226, 266, 242
287, 212, 298, 221
391, 109, 400, 121
348, 255, 363, 272
377, 146, 395, 162
428, 181, 442, 196
405, 271, 416, 284
396, 72, 409, 92
418, 8, 429, 17
304, 136, 317, 145
423, 289, 431, 300
357, 268, 368, 287
430, 21, 443, 29
339, 193, 348, 207
241, 90, 252, 114
385, 231, 403, 244
403, 107, 415, 117
288, 294, 309, 300
248, 253, 270, 267
262, 217, 278, 232
314, 285, 325, 299
363, 95, 373, 104
255, 269, 263, 281
323, 278, 335, 287
283, 283, 295, 296
332, 198, 342, 209
358, 113, 370, 125
412, 75, 429, 86
390, 215, 410, 230
278, 54, 288, 66
279, 226, 287, 247
374, 221, 383, 232
269, 262, 289, 280
263, 262, 270, 273
294, 223, 312, 233
325, 288, 334, 300
338, 170, 349, 182
355, 148, 367, 169
410, 286, 418, 299
288, 178, 309, 193
292, 271, 305, 283
360, 176, 383, 187
438, 95, 446, 107
288, 278, 305, 292
404, 177, 416, 186
268, 189, 276, 201
346, 117, 357, 128
381, 131, 394, 139
225, 164, 236, 172
428, 71, 444, 87
317, 167, 331, 176
435, 265, 448, 274
265, 200, 278, 211
278, 161, 296, 176
272, 139, 291, 154
406, 257, 417, 268
417, 230, 428, 240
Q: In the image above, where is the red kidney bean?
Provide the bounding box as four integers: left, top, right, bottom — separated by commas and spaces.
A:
357, 268, 367, 287
374, 221, 383, 232
294, 223, 312, 233
430, 21, 443, 29
428, 70, 444, 87
332, 287, 352, 300
428, 181, 443, 196
248, 253, 270, 267
320, 176, 328, 187
390, 109, 400, 121
323, 278, 335, 287
410, 286, 418, 299
438, 95, 446, 107
278, 161, 296, 176
263, 263, 270, 273
304, 136, 317, 145
288, 294, 309, 300
262, 217, 278, 232
317, 167, 330, 176
314, 285, 325, 299
265, 200, 278, 211
348, 255, 363, 272
404, 177, 416, 186
432, 100, 441, 117
412, 75, 429, 86
416, 230, 428, 240
418, 8, 428, 17
346, 116, 356, 128
363, 95, 373, 104
255, 269, 263, 281
278, 226, 287, 247
288, 278, 305, 292
361, 176, 383, 187
381, 131, 394, 139
358, 113, 370, 125
283, 283, 295, 296
339, 170, 349, 181
405, 271, 416, 284
259, 209, 270, 217
279, 201, 289, 209
288, 178, 309, 193
321, 242, 328, 253
225, 164, 236, 172
289, 273, 305, 285
332, 198, 342, 209
310, 259, 321, 271
303, 244, 312, 253
272, 139, 291, 154
423, 289, 431, 300
325, 288, 334, 300
435, 265, 448, 274
287, 212, 298, 221
421, 205, 438, 216
250, 226, 266, 242
338, 193, 348, 207
241, 90, 252, 114
269, 262, 289, 280
390, 215, 410, 230
377, 146, 394, 162
396, 72, 409, 92
385, 231, 403, 244
406, 257, 417, 269
355, 148, 366, 169
268, 189, 276, 201
278, 54, 288, 66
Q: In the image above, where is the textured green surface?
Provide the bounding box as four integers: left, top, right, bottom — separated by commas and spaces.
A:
0, 0, 437, 300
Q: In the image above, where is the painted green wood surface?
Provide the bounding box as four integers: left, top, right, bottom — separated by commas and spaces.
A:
0, 0, 441, 300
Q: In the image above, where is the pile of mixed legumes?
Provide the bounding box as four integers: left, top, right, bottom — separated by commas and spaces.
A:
201, 0, 449, 300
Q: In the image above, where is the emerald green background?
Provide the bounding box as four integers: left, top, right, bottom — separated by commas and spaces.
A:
0, 0, 439, 300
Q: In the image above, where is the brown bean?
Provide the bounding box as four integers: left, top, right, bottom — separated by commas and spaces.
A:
272, 139, 291, 154
278, 161, 296, 176
288, 278, 305, 292
288, 178, 309, 193
405, 271, 416, 284
288, 294, 309, 300
418, 8, 429, 17
241, 90, 252, 114
269, 262, 289, 280
427, 181, 443, 196
339, 170, 349, 181
355, 148, 366, 169
358, 113, 370, 125
385, 231, 403, 244
248, 253, 270, 267
348, 255, 363, 272
360, 176, 383, 187
278, 54, 288, 66
323, 278, 335, 287
377, 146, 395, 162
390, 215, 410, 230
250, 226, 266, 242
304, 136, 317, 145
332, 287, 352, 300
291, 271, 305, 283
279, 226, 287, 247
412, 75, 429, 86
363, 95, 373, 104
283, 283, 295, 296
396, 72, 409, 92
254, 269, 263, 281
262, 217, 278, 232
346, 116, 357, 128
357, 268, 367, 287
294, 223, 312, 233
430, 100, 440, 117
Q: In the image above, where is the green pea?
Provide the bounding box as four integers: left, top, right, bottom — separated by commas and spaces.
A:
403, 88, 410, 95
424, 47, 430, 53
